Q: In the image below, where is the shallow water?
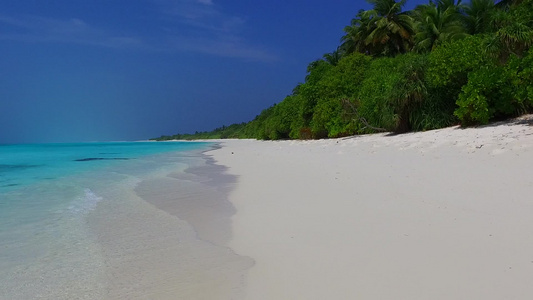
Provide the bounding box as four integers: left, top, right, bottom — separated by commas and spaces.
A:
0, 142, 252, 299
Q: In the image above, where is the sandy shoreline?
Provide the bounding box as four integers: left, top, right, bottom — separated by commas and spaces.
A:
85, 148, 253, 299
208, 117, 533, 299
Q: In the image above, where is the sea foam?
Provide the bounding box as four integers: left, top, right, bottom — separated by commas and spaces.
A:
68, 188, 103, 214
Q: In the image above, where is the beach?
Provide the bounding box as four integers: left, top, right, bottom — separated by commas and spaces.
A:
208, 116, 533, 299
2, 119, 533, 299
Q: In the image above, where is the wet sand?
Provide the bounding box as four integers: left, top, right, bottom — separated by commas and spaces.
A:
87, 149, 253, 299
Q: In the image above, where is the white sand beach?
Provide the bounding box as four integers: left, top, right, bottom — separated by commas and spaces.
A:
208, 116, 533, 299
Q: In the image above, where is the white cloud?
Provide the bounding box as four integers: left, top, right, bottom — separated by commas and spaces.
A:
0, 1, 277, 62
168, 35, 278, 62
150, 0, 277, 61
0, 14, 143, 49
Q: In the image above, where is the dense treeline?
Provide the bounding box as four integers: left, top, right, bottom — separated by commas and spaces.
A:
151, 123, 248, 140
152, 0, 533, 141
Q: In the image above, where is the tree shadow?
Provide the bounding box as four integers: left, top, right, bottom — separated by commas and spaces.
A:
470, 114, 533, 129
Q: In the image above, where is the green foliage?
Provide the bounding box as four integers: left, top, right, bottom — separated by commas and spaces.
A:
322, 52, 372, 98
487, 0, 533, 61
246, 105, 276, 140
260, 95, 303, 140
311, 98, 344, 138
365, 0, 416, 56
427, 35, 489, 88
323, 49, 343, 66
409, 91, 457, 130
454, 72, 494, 125
454, 51, 533, 125
341, 9, 375, 55
463, 0, 497, 34
515, 49, 533, 104
311, 97, 363, 138
150, 122, 248, 141
342, 0, 415, 57
426, 35, 491, 119
413, 0, 468, 53
357, 53, 430, 132
252, 52, 373, 140
296, 60, 336, 129
357, 58, 401, 131
310, 53, 372, 137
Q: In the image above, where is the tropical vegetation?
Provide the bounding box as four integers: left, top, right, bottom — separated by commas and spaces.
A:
152, 0, 533, 141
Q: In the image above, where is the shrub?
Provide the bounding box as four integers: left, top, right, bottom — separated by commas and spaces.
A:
427, 35, 491, 113
309, 53, 372, 137
357, 53, 430, 133
513, 49, 533, 108
409, 91, 457, 130
427, 35, 489, 89
455, 63, 521, 125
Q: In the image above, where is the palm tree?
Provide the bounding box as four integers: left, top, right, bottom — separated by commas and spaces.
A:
341, 0, 415, 57
413, 0, 468, 52
323, 48, 343, 66
495, 0, 525, 10
340, 10, 375, 55
486, 0, 533, 61
496, 21, 533, 56
364, 0, 417, 56
463, 0, 497, 34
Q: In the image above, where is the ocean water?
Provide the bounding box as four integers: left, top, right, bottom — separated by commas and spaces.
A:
0, 142, 252, 299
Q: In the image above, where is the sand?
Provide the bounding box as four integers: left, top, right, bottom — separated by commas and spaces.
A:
86, 150, 253, 299
208, 116, 533, 299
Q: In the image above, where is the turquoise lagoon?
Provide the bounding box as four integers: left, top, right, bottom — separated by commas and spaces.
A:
0, 142, 251, 299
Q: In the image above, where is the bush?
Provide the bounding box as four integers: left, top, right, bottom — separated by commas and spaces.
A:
427, 35, 489, 89
357, 53, 430, 133
427, 35, 491, 113
409, 91, 457, 130
311, 97, 357, 138
310, 53, 372, 137
513, 49, 533, 108
357, 57, 400, 132
455, 49, 533, 125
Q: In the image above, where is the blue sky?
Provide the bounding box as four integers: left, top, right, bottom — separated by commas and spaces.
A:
1, 0, 426, 144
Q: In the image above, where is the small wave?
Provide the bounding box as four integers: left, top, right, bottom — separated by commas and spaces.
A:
68, 188, 103, 214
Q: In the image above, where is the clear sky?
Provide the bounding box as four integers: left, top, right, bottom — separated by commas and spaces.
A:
1, 0, 426, 144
